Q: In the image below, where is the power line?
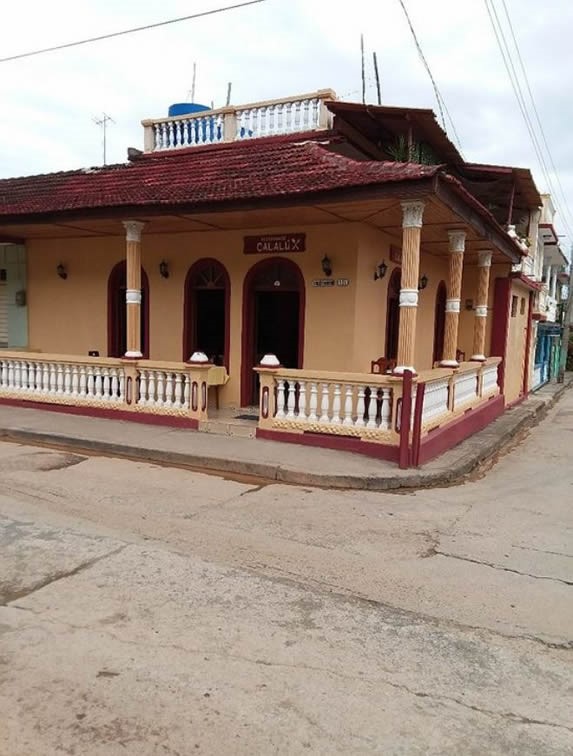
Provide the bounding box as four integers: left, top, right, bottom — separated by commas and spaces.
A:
484, 0, 573, 241
499, 0, 573, 234
0, 0, 267, 64
395, 0, 463, 153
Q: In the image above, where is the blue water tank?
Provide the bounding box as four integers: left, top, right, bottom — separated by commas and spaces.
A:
168, 102, 210, 117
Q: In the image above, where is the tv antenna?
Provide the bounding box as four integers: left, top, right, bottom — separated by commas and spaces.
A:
93, 112, 115, 165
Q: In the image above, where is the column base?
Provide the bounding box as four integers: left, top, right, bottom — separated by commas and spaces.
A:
124, 351, 143, 359
393, 365, 417, 376
439, 359, 459, 368
470, 354, 486, 362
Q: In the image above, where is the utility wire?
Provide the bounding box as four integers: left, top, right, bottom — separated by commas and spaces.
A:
484, 0, 573, 241
0, 0, 266, 64
500, 0, 573, 234
395, 0, 463, 153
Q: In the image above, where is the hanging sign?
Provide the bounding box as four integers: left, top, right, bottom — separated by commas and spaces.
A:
243, 233, 306, 254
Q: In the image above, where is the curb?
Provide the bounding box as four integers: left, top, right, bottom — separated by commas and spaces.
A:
0, 382, 570, 491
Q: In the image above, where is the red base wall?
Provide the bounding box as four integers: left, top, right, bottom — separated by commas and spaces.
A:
256, 428, 401, 463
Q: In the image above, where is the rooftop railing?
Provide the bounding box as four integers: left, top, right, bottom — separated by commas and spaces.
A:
142, 90, 335, 152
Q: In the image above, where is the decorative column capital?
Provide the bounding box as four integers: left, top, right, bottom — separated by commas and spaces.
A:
401, 200, 425, 229
477, 251, 492, 268
122, 220, 145, 242
447, 229, 466, 253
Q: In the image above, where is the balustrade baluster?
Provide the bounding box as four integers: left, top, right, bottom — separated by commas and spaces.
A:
284, 101, 293, 132
71, 366, 79, 396
164, 372, 174, 407
118, 371, 125, 402
312, 98, 320, 127
13, 360, 22, 390
79, 366, 87, 397
138, 370, 147, 405
183, 374, 190, 408
342, 385, 354, 426
94, 368, 103, 398
286, 381, 296, 419
21, 361, 30, 391
56, 364, 64, 394
34, 363, 42, 393
110, 369, 119, 401
0, 360, 7, 387
174, 373, 183, 408
156, 372, 165, 406
355, 385, 366, 427
331, 384, 342, 424
381, 389, 391, 429
303, 99, 310, 130
275, 379, 286, 419
366, 387, 378, 428
148, 371, 156, 406
297, 381, 307, 421
63, 365, 72, 395
7, 361, 14, 389
49, 363, 57, 394
86, 369, 95, 398
101, 368, 111, 400
319, 383, 330, 424
307, 382, 318, 422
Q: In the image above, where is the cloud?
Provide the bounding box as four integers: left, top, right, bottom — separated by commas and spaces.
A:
1, 0, 571, 244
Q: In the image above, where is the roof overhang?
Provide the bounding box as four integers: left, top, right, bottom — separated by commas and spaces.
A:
539, 222, 559, 245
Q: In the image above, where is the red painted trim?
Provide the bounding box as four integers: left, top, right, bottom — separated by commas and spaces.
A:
522, 291, 534, 396
256, 428, 400, 463
411, 380, 426, 467
509, 272, 543, 291
416, 394, 504, 465
241, 257, 306, 407
182, 258, 231, 369
0, 397, 198, 429
399, 370, 413, 469
107, 260, 150, 359
491, 278, 511, 392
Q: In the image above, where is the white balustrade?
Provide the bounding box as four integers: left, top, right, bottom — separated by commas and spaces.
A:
268, 373, 394, 435
136, 369, 190, 410
421, 378, 450, 425
481, 362, 500, 395
143, 91, 334, 152
0, 356, 125, 404
453, 368, 480, 410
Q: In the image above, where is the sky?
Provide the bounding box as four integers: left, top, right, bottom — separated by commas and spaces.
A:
1, 0, 572, 250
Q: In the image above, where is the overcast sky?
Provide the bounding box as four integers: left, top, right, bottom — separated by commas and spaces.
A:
1, 0, 572, 249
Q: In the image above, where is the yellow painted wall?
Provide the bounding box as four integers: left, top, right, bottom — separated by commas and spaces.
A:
27, 223, 360, 406
458, 262, 508, 360
504, 280, 530, 404
25, 222, 523, 408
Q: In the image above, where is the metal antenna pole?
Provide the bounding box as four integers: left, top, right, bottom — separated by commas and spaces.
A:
93, 112, 115, 165
373, 51, 381, 104
360, 33, 366, 104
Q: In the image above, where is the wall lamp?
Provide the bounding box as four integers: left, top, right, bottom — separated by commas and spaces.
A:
159, 260, 170, 279
418, 274, 429, 291
374, 260, 388, 281
321, 255, 332, 277
56, 263, 68, 280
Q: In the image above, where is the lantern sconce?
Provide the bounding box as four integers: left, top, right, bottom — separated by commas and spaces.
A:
56, 263, 68, 280
374, 260, 388, 281
159, 260, 170, 279
321, 255, 333, 277
418, 274, 429, 291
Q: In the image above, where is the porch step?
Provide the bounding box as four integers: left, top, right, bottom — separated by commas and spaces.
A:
199, 416, 257, 438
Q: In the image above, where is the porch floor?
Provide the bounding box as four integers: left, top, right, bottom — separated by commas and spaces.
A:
1, 377, 571, 489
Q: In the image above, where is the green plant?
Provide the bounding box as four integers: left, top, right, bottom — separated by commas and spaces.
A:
385, 135, 438, 165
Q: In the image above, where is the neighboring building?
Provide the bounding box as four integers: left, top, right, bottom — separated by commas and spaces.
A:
0, 90, 546, 466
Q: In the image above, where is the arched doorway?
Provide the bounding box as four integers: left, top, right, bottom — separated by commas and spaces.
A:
183, 259, 230, 366
385, 268, 401, 360
433, 280, 447, 364
107, 261, 149, 358
241, 257, 305, 406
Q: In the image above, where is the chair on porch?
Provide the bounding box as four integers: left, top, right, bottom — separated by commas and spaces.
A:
456, 349, 466, 363
370, 357, 396, 374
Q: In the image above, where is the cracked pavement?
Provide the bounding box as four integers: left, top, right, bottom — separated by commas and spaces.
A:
0, 390, 572, 754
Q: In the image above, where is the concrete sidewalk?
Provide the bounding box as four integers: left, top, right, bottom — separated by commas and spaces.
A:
0, 378, 571, 490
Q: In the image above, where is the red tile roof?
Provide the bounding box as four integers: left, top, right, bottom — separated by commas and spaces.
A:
0, 134, 439, 218
0, 133, 440, 219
